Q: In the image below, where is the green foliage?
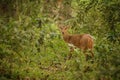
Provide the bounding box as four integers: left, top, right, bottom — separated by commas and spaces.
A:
0, 0, 120, 80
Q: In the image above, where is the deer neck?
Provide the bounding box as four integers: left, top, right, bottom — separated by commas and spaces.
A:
63, 33, 71, 43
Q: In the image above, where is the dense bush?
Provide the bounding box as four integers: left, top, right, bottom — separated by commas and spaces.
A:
0, 0, 120, 80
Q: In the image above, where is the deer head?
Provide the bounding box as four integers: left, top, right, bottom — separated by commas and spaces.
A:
59, 26, 70, 35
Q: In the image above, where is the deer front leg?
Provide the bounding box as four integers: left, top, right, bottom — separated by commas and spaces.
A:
70, 46, 74, 52
68, 47, 74, 60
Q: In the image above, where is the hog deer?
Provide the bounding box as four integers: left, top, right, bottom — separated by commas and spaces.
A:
59, 26, 94, 60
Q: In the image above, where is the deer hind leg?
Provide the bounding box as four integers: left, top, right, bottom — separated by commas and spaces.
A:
90, 50, 94, 57
83, 50, 89, 61
83, 47, 93, 61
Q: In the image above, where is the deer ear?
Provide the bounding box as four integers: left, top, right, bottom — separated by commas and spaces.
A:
57, 23, 62, 29
59, 26, 63, 29
64, 26, 70, 30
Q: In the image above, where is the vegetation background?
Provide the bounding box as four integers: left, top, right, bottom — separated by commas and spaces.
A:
0, 0, 120, 80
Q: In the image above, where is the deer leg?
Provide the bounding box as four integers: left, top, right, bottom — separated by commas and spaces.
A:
90, 50, 94, 57
83, 50, 89, 61
68, 47, 74, 60
70, 47, 74, 52
83, 48, 92, 61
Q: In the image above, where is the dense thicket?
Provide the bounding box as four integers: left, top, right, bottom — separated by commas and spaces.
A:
0, 0, 120, 80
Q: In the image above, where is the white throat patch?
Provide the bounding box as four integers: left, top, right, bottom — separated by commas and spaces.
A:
68, 43, 76, 48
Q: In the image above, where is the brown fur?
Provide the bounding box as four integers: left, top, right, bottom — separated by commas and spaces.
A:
59, 26, 94, 58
